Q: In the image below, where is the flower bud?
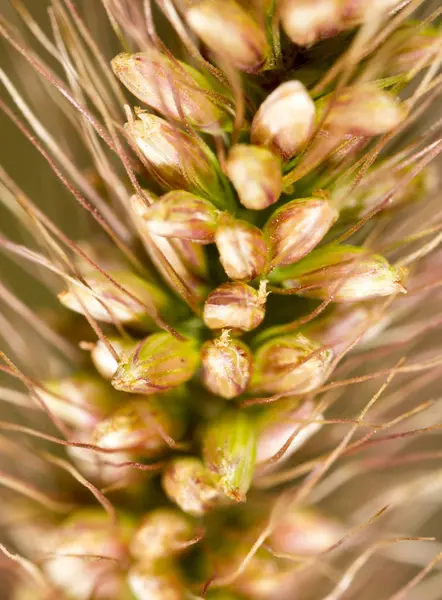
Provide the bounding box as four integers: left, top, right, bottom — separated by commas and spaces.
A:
280, 0, 343, 46
268, 508, 342, 556
162, 457, 220, 516
126, 111, 223, 200
44, 510, 129, 600
264, 197, 338, 268
203, 281, 267, 332
255, 398, 321, 468
341, 0, 402, 26
225, 144, 282, 210
251, 81, 315, 160
59, 271, 170, 326
323, 84, 406, 137
201, 330, 253, 399
386, 25, 442, 75
93, 397, 184, 453
270, 245, 407, 302
186, 0, 269, 73
251, 333, 333, 395
215, 217, 269, 281
128, 561, 185, 600
38, 374, 112, 428
130, 508, 196, 560
139, 191, 220, 243
202, 411, 256, 501
112, 332, 199, 394
88, 337, 137, 380
112, 50, 228, 132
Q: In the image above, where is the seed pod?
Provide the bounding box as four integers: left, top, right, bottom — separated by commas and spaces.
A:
112, 50, 228, 132
44, 510, 130, 600
251, 333, 333, 395
255, 398, 321, 468
268, 508, 342, 556
139, 191, 220, 243
128, 561, 185, 600
59, 270, 170, 326
251, 80, 315, 160
225, 144, 282, 210
270, 245, 407, 302
201, 330, 253, 399
130, 508, 196, 560
126, 111, 223, 200
162, 457, 220, 516
264, 197, 338, 268
38, 374, 112, 428
112, 332, 199, 394
203, 281, 267, 332
280, 0, 343, 46
323, 84, 406, 137
215, 217, 269, 281
93, 397, 183, 454
202, 411, 256, 501
186, 0, 269, 73
88, 337, 137, 380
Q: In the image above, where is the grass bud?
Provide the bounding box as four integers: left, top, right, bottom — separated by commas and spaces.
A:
59, 271, 170, 326
280, 0, 343, 46
112, 332, 199, 394
203, 281, 267, 332
112, 50, 227, 132
270, 245, 407, 302
186, 0, 269, 73
202, 410, 256, 501
267, 508, 342, 556
251, 81, 315, 160
162, 457, 220, 516
130, 508, 196, 560
88, 337, 136, 380
323, 84, 406, 137
39, 374, 112, 428
126, 111, 223, 198
225, 144, 282, 210
128, 561, 185, 600
251, 333, 333, 395
44, 510, 129, 600
215, 217, 269, 281
264, 197, 338, 269
93, 397, 183, 454
139, 191, 220, 243
385, 24, 442, 75
201, 330, 253, 399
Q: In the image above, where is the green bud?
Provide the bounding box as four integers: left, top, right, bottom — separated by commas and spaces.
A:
264, 197, 338, 269
112, 50, 229, 132
112, 332, 199, 394
126, 111, 223, 200
215, 217, 269, 281
202, 411, 256, 502
280, 0, 343, 46
203, 281, 267, 332
226, 144, 282, 210
130, 508, 196, 560
162, 457, 220, 516
139, 191, 220, 244
251, 81, 316, 160
38, 374, 112, 429
87, 337, 137, 380
322, 84, 406, 137
93, 397, 184, 454
59, 270, 170, 326
44, 510, 130, 600
201, 330, 253, 399
270, 245, 407, 302
128, 561, 185, 600
251, 333, 333, 395
186, 0, 269, 73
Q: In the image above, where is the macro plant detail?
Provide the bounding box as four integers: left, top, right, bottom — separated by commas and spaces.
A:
0, 1, 441, 599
